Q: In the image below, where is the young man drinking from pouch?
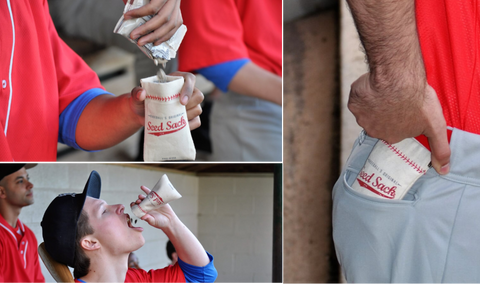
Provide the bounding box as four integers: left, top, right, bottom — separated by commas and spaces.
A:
41, 171, 217, 282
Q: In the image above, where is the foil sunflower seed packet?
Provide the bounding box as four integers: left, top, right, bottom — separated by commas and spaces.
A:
114, 0, 187, 65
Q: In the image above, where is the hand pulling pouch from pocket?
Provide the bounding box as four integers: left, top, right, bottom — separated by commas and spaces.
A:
141, 75, 196, 161
351, 137, 431, 200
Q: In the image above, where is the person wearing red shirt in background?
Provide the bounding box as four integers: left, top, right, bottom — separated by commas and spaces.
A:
333, 0, 480, 282
0, 0, 203, 161
0, 164, 44, 282
178, 0, 282, 162
41, 171, 217, 283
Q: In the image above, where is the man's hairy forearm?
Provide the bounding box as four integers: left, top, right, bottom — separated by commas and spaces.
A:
347, 0, 426, 93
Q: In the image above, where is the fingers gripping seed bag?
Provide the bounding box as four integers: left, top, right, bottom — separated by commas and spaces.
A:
114, 0, 187, 64
141, 75, 196, 161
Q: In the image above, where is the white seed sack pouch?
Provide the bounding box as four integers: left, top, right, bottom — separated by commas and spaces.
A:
141, 75, 196, 161
113, 0, 187, 64
131, 174, 182, 218
351, 137, 431, 200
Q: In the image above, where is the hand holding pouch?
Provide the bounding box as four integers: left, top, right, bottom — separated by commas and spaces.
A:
141, 75, 196, 161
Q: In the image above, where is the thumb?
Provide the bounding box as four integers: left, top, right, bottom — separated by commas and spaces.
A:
423, 84, 450, 175
131, 87, 146, 103
170, 71, 196, 105
426, 128, 451, 175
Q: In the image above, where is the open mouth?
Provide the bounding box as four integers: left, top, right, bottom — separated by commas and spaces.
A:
127, 214, 134, 228
126, 214, 143, 232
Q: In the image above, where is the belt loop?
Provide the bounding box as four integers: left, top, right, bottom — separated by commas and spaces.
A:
358, 129, 366, 145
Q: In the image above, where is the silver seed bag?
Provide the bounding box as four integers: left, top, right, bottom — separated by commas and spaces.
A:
114, 0, 187, 64
141, 75, 196, 161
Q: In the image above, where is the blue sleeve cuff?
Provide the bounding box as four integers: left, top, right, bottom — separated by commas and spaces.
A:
196, 58, 250, 92
58, 88, 114, 151
178, 251, 218, 283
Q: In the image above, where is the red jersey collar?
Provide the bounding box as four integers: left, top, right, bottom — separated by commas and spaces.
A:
0, 213, 25, 245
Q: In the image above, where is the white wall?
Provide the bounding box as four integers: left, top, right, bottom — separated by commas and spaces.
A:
17, 164, 274, 283
198, 174, 274, 282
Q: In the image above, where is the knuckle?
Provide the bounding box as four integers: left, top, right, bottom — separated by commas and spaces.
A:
147, 5, 157, 15
385, 137, 401, 144
195, 89, 205, 102
347, 100, 354, 112
130, 86, 141, 96
186, 72, 196, 81
141, 26, 152, 36
193, 117, 201, 127
195, 105, 203, 116
437, 147, 451, 160
364, 127, 379, 139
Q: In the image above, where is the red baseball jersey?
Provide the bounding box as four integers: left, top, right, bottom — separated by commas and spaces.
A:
417, 0, 480, 134
74, 264, 186, 283
178, 0, 282, 77
0, 0, 104, 161
0, 215, 45, 282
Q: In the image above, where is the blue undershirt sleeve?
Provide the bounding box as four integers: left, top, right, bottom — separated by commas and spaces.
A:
177, 251, 218, 283
196, 59, 250, 93
58, 88, 115, 151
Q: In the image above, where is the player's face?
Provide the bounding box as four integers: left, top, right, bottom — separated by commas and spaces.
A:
83, 197, 145, 254
0, 167, 34, 207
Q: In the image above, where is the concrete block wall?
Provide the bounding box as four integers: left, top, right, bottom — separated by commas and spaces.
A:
20, 164, 198, 283
197, 174, 274, 282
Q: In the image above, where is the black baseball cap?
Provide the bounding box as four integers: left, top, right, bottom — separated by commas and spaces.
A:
0, 164, 36, 181
41, 171, 101, 267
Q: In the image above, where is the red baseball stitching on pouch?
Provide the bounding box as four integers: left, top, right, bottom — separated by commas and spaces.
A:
146, 93, 181, 101
381, 140, 427, 174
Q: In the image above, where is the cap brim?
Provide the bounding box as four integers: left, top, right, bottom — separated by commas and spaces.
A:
25, 163, 37, 169
82, 170, 101, 199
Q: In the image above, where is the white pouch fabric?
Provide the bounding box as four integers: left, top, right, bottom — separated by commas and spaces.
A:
141, 75, 196, 161
351, 137, 431, 199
